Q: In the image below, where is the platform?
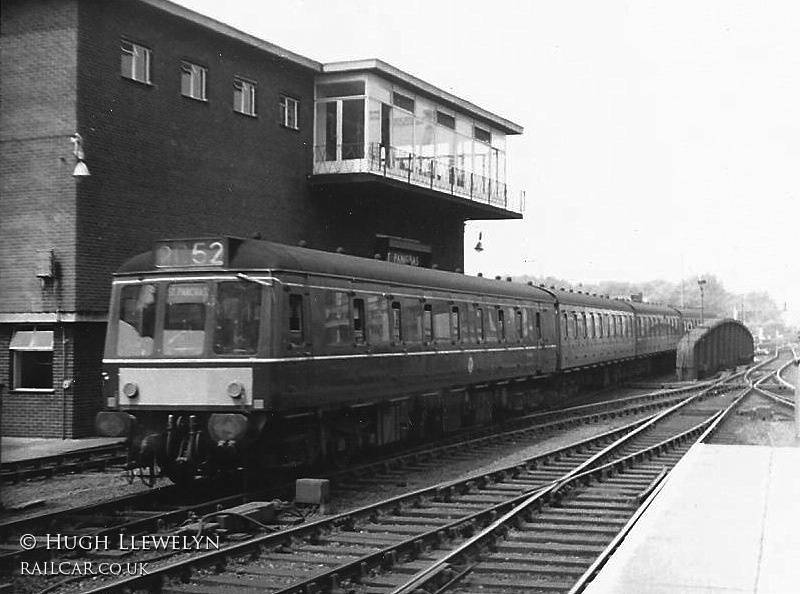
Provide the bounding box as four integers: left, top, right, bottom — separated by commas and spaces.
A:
1, 437, 125, 464
583, 444, 800, 594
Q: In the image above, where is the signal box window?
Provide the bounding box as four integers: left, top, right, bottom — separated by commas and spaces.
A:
366, 295, 390, 344
164, 283, 208, 356
234, 77, 256, 116
353, 298, 366, 345
280, 95, 299, 129
214, 282, 261, 355
10, 329, 53, 390
121, 40, 151, 84
117, 284, 157, 357
181, 61, 207, 100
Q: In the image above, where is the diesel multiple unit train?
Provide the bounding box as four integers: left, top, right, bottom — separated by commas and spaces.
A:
96, 237, 703, 482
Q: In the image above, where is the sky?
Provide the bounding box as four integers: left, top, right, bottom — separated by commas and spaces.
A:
172, 0, 799, 324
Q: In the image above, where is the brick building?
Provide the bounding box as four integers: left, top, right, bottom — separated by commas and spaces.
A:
0, 0, 524, 437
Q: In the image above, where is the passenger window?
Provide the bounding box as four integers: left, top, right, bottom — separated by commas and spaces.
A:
402, 298, 422, 343
391, 301, 402, 343
433, 303, 451, 342
353, 298, 365, 345
515, 310, 524, 340
323, 291, 352, 346
288, 294, 304, 346
498, 308, 506, 342
563, 312, 569, 340
485, 307, 498, 342
450, 306, 461, 342
366, 295, 390, 344
423, 304, 434, 343
476, 307, 485, 343
535, 311, 542, 340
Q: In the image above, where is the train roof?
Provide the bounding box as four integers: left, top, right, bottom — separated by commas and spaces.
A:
627, 300, 680, 315
552, 289, 633, 312
116, 237, 557, 303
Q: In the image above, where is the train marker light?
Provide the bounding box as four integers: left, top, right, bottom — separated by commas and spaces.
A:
227, 381, 245, 399
122, 382, 139, 399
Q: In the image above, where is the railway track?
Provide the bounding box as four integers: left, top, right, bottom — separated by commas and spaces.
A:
1, 443, 128, 484
33, 369, 755, 594
2, 381, 715, 592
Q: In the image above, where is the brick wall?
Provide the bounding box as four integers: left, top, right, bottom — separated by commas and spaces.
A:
74, 0, 319, 311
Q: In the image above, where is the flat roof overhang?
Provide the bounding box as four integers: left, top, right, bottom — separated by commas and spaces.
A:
308, 172, 523, 221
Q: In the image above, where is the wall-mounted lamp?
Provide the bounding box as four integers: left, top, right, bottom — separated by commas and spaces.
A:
70, 133, 90, 177
474, 232, 484, 253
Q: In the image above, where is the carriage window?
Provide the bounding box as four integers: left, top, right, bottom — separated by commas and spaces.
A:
287, 294, 304, 346
117, 283, 157, 356
476, 307, 485, 343
497, 308, 506, 342
366, 295, 390, 344
324, 291, 352, 346
515, 310, 524, 340
433, 303, 450, 342
535, 311, 542, 340
391, 301, 402, 343
572, 313, 579, 339
353, 298, 366, 344
213, 282, 261, 355
164, 283, 208, 356
581, 313, 588, 338
484, 306, 497, 342
423, 304, 434, 343
402, 299, 422, 343
450, 306, 461, 342
562, 312, 569, 340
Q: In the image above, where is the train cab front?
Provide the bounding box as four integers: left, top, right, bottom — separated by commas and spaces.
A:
95, 240, 272, 484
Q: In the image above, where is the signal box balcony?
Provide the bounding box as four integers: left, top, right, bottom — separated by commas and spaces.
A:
309, 61, 525, 220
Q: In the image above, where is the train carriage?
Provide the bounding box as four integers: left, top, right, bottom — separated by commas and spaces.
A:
97, 237, 559, 480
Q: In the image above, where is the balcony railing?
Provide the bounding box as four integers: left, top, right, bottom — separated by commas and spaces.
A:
312, 143, 525, 215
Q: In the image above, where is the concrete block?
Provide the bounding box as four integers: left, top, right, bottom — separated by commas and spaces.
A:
295, 478, 330, 504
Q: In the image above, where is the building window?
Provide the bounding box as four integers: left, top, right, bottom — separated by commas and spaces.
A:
181, 61, 207, 100
279, 95, 299, 129
436, 111, 456, 129
121, 40, 151, 84
474, 126, 491, 144
392, 91, 415, 113
234, 77, 256, 116
10, 329, 54, 390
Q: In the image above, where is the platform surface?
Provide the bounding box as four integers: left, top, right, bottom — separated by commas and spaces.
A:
1, 437, 125, 464
583, 444, 800, 594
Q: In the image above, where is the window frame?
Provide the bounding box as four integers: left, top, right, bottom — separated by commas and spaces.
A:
233, 77, 257, 116
279, 94, 300, 130
121, 39, 152, 85
181, 60, 207, 101
10, 328, 54, 391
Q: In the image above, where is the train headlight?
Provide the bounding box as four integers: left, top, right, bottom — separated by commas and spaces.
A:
122, 382, 139, 399
227, 381, 245, 399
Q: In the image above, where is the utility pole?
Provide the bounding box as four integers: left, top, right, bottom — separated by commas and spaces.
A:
698, 279, 707, 324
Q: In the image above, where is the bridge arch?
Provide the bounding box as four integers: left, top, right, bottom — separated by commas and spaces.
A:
676, 318, 754, 380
